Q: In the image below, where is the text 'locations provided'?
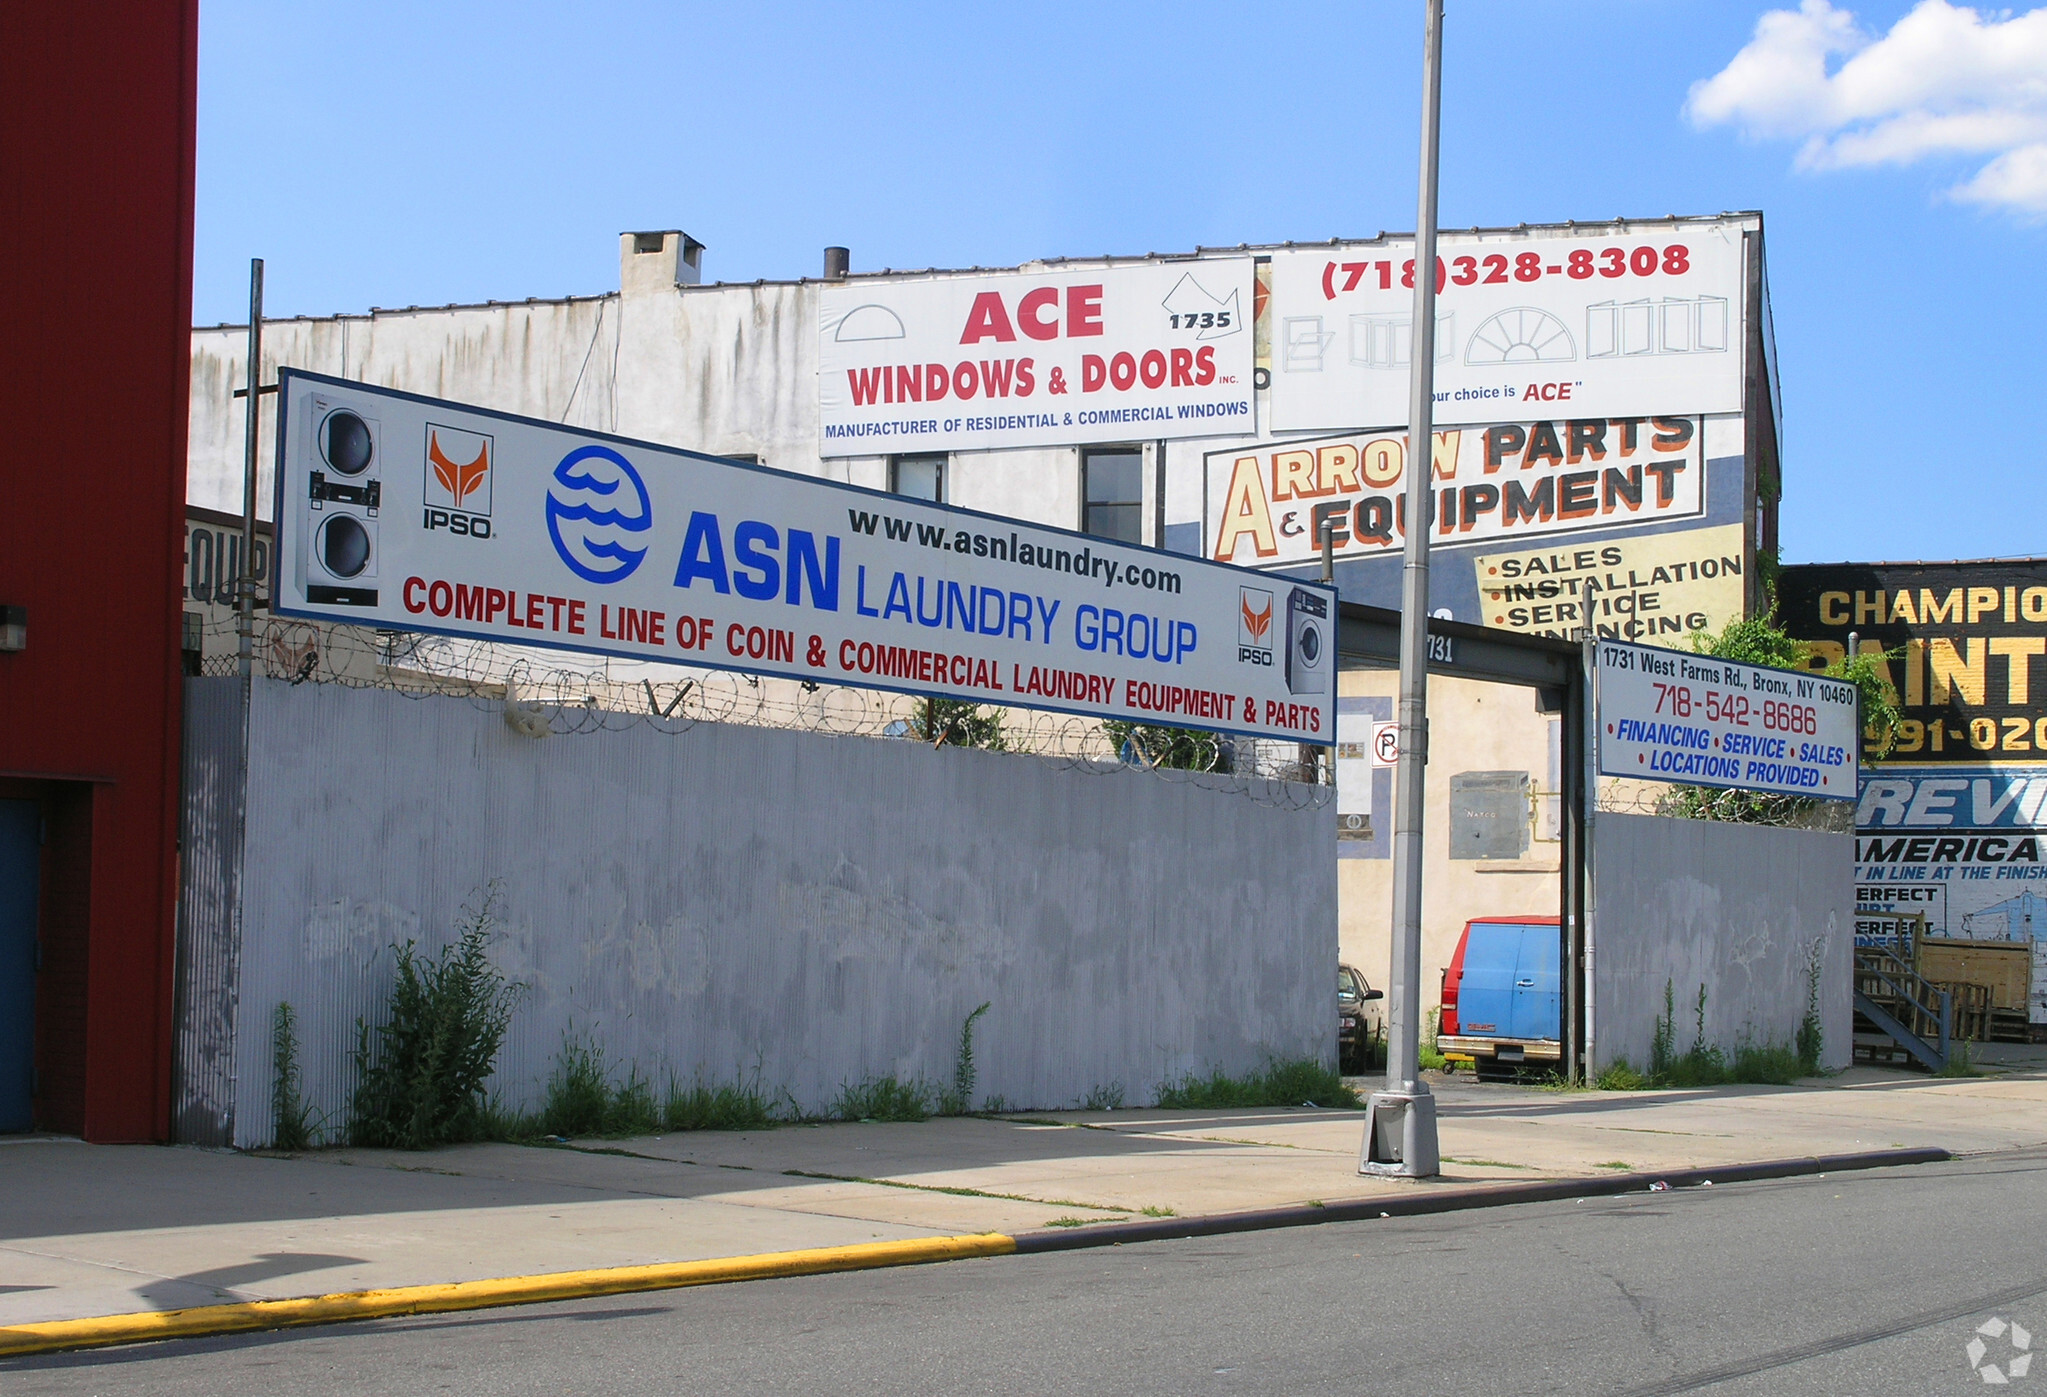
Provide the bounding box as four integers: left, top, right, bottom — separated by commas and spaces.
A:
1595, 640, 1858, 800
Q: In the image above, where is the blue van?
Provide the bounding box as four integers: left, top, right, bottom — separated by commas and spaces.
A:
1437, 916, 1561, 1078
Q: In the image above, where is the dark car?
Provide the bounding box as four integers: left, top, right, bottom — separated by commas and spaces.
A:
1338, 964, 1384, 1074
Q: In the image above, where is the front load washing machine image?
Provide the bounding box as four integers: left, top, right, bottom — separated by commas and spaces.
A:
1284, 586, 1329, 696
297, 394, 382, 606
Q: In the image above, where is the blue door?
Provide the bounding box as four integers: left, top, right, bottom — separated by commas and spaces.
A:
0, 800, 38, 1131
1507, 924, 1562, 1042
1455, 922, 1524, 1037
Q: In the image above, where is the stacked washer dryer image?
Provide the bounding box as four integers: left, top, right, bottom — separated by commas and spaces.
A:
1285, 586, 1329, 696
297, 393, 381, 606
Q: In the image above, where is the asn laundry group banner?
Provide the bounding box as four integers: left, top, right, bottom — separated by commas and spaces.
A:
1205, 415, 1705, 569
1595, 640, 1858, 800
1265, 221, 1746, 431
818, 261, 1257, 456
273, 370, 1335, 743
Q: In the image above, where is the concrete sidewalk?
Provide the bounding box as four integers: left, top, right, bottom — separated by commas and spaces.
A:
5, 1054, 2046, 1329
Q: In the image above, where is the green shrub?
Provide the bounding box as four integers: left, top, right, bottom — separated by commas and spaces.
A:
1156, 1058, 1361, 1110
349, 892, 523, 1150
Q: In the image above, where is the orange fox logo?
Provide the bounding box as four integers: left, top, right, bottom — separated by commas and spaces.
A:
1241, 593, 1272, 641
429, 431, 489, 506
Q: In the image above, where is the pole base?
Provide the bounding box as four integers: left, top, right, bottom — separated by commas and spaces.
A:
1358, 1089, 1439, 1177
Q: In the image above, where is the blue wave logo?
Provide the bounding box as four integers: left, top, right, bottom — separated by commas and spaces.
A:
545, 445, 652, 583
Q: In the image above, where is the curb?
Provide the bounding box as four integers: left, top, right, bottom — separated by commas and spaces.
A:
0, 1233, 1016, 1361
1011, 1147, 1952, 1253
0, 1147, 1951, 1360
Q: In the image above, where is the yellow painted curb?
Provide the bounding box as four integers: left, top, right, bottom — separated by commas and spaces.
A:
0, 1232, 1017, 1360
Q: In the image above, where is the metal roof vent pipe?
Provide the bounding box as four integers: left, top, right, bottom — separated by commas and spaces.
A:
824, 247, 850, 281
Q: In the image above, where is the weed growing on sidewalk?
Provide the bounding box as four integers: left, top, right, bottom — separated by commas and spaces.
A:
833, 1075, 932, 1122
1155, 1058, 1361, 1110
1729, 1042, 1805, 1085
271, 1001, 315, 1152
349, 889, 523, 1150
1607, 978, 1816, 1091
1797, 937, 1826, 1075
1081, 1082, 1126, 1111
1595, 1061, 1654, 1090
664, 1073, 776, 1131
1418, 1008, 1451, 1072
937, 1002, 992, 1116
536, 1033, 661, 1137
1937, 1042, 1987, 1078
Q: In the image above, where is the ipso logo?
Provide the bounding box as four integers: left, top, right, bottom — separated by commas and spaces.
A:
1967, 1316, 2032, 1384
1238, 586, 1274, 667
545, 445, 652, 583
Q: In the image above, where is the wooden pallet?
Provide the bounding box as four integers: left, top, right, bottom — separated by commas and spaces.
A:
1991, 1009, 2033, 1044
1927, 981, 1993, 1043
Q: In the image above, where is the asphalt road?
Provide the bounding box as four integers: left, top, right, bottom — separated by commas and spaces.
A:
9, 1149, 2047, 1396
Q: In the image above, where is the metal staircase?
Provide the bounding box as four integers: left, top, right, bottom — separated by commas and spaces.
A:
1853, 946, 1951, 1072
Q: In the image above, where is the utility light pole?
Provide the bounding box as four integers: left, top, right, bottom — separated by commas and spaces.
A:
1362, 0, 1445, 1178
238, 258, 264, 679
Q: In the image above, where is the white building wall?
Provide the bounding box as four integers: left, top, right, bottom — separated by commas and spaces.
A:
190, 237, 1120, 540
190, 297, 620, 521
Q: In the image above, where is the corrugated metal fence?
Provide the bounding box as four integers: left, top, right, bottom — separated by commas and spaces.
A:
177, 678, 1334, 1148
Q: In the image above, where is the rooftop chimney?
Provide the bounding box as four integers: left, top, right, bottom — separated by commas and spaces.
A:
620, 230, 705, 295
824, 246, 850, 281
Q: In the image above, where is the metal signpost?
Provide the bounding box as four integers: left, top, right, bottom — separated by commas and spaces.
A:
1363, 0, 1446, 1178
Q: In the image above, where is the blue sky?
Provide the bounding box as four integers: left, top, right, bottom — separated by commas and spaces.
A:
195, 1, 2047, 566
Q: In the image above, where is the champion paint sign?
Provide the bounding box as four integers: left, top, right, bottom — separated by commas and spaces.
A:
1595, 640, 1857, 800
1266, 219, 1747, 431
818, 261, 1257, 456
273, 370, 1334, 743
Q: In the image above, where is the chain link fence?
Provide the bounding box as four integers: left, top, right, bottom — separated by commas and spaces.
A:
188, 610, 1336, 809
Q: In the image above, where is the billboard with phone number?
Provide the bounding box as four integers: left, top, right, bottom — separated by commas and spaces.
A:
272, 369, 1335, 743
1265, 220, 1748, 431
1596, 640, 1857, 800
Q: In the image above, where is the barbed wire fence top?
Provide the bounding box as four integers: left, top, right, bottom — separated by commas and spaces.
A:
192, 610, 1336, 811
1596, 770, 1856, 832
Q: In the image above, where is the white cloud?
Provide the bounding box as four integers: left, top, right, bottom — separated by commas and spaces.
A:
1688, 1, 2047, 214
